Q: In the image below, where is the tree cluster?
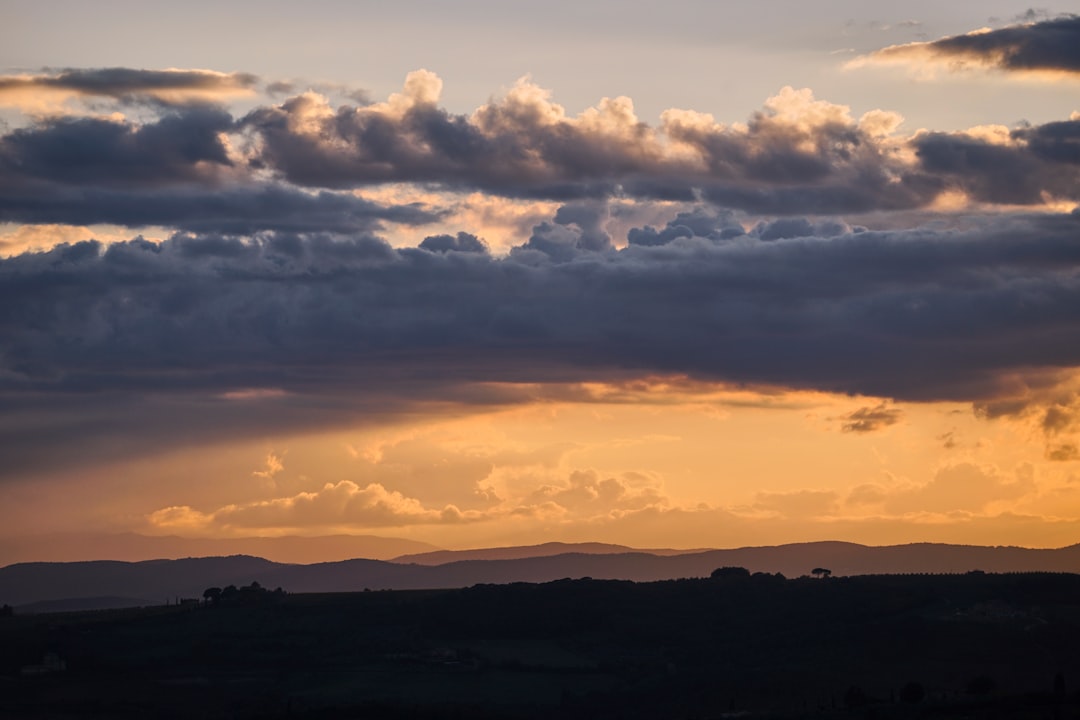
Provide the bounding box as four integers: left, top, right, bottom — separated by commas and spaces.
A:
202, 581, 285, 606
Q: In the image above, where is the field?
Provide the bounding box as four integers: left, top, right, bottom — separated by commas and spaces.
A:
4, 572, 1080, 718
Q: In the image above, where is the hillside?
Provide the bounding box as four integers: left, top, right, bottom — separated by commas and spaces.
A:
393, 541, 704, 564
0, 532, 440, 565
3, 572, 1080, 719
8, 541, 1080, 610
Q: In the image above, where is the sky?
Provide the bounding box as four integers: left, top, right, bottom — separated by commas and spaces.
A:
2, 2, 1080, 552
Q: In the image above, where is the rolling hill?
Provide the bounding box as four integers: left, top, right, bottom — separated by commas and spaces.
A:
8, 540, 1080, 610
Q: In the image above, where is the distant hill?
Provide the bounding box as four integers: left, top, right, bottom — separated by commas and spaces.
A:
0, 532, 441, 565
393, 541, 704, 564
0, 556, 280, 607
8, 541, 1080, 610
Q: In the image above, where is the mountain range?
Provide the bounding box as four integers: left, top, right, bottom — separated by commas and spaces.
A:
0, 532, 439, 566
7, 540, 1080, 611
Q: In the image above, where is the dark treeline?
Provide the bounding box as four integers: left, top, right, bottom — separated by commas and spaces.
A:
202, 581, 286, 606
3, 571, 1080, 718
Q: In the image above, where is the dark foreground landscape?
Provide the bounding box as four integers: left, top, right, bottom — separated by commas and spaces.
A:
4, 571, 1080, 719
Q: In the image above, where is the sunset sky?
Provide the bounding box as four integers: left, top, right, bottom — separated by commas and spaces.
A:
3, 2, 1080, 553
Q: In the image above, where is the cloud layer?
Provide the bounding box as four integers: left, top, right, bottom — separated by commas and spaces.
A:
240, 76, 933, 214
4, 62, 1080, 519
3, 67, 1078, 239
6, 213, 1080, 399
3, 208, 1080, 475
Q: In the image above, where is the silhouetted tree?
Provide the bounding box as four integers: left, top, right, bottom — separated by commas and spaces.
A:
0, 604, 12, 617
206, 582, 286, 606
221, 584, 239, 602
751, 571, 786, 583
811, 567, 832, 578
711, 566, 750, 580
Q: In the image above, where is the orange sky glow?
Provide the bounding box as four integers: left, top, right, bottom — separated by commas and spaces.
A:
3, 4, 1080, 557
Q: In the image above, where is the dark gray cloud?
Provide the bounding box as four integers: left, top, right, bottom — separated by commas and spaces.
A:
0, 184, 441, 234
4, 210, 1080, 475
914, 121, 1080, 205
861, 15, 1080, 75
0, 110, 440, 233
236, 78, 1073, 213
419, 232, 487, 253
5, 211, 1080, 400
841, 403, 903, 433
751, 216, 853, 241
0, 109, 234, 188
515, 203, 614, 261
1015, 119, 1080, 166
0, 67, 258, 106
240, 86, 661, 197
1042, 404, 1077, 435
237, 76, 939, 214
2, 68, 1076, 226
630, 207, 746, 246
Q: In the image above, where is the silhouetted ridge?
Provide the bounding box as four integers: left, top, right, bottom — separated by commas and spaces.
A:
393, 541, 703, 564
8, 542, 1080, 609
0, 532, 440, 565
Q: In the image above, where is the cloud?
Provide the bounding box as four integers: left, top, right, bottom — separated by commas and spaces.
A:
146, 462, 666, 534
849, 462, 1036, 514
0, 68, 258, 111
627, 207, 745, 246
149, 480, 478, 532
525, 469, 667, 517
514, 202, 615, 261
242, 71, 663, 195
0, 110, 443, 233
663, 87, 934, 214
240, 72, 939, 214
913, 121, 1080, 206
852, 15, 1080, 78
252, 452, 284, 479
0, 185, 441, 235
347, 436, 501, 510
975, 382, 1080, 460
1047, 443, 1080, 462
1043, 403, 1078, 435
4, 210, 1080, 475
3, 68, 1080, 477
3, 67, 1077, 232
840, 402, 903, 433
419, 231, 488, 254
0, 109, 236, 188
